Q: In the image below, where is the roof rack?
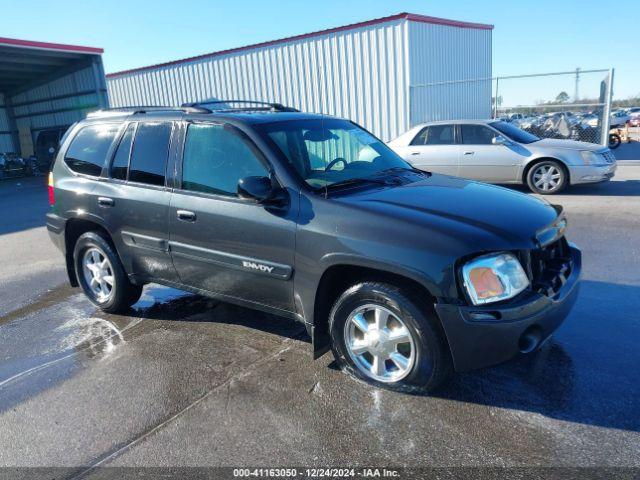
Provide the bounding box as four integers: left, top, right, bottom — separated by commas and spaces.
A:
87, 105, 212, 118
181, 100, 299, 113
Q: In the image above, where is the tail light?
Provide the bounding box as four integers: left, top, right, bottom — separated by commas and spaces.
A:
48, 172, 55, 206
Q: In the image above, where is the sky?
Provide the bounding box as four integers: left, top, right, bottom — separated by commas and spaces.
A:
1, 0, 638, 102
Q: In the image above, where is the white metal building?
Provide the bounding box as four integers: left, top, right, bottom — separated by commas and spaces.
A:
0, 37, 108, 157
107, 13, 492, 141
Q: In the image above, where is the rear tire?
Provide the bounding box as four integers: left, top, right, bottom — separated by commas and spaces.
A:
73, 231, 143, 313
526, 160, 567, 195
329, 282, 452, 393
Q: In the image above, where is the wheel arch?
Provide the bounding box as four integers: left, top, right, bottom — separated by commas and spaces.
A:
64, 218, 116, 287
522, 157, 571, 185
310, 262, 439, 359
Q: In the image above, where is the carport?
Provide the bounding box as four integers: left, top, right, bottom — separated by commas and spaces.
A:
0, 37, 108, 162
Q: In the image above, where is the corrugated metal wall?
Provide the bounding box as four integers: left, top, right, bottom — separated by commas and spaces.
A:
108, 19, 410, 142
11, 64, 108, 135
107, 17, 492, 142
0, 93, 14, 152
408, 22, 492, 125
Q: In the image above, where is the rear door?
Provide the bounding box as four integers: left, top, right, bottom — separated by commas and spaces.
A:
457, 124, 520, 183
95, 120, 179, 283
400, 124, 459, 176
168, 121, 297, 313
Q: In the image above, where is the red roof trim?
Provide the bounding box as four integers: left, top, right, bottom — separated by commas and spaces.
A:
106, 12, 493, 78
405, 13, 493, 30
0, 36, 103, 55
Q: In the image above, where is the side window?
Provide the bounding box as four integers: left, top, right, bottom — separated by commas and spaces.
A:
182, 123, 269, 196
411, 125, 454, 146
460, 125, 498, 145
110, 123, 135, 180
129, 122, 172, 186
64, 124, 120, 176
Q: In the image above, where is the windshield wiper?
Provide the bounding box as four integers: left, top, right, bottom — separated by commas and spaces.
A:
377, 166, 432, 177
324, 176, 390, 191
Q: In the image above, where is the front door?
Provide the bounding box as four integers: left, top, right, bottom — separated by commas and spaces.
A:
399, 124, 459, 176
168, 121, 297, 313
457, 124, 521, 183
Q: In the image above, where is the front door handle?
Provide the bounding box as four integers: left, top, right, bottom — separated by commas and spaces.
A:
463, 151, 475, 155
410, 151, 421, 156
177, 210, 196, 222
98, 197, 114, 207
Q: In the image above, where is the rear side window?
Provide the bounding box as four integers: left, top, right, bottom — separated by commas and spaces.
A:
129, 122, 172, 186
411, 125, 455, 146
64, 124, 119, 176
182, 123, 268, 196
110, 123, 135, 180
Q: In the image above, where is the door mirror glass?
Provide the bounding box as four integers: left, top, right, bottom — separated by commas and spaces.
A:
237, 176, 275, 203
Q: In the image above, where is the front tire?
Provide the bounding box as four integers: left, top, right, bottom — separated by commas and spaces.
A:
526, 160, 567, 195
73, 231, 143, 313
329, 282, 452, 393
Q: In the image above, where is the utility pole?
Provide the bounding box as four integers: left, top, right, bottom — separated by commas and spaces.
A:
574, 67, 581, 101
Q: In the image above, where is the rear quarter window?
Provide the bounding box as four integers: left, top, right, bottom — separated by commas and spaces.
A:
64, 124, 120, 176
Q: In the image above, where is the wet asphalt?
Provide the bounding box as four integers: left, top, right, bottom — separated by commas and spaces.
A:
0, 169, 639, 473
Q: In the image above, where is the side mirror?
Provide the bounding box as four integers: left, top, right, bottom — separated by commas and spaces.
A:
238, 176, 287, 206
492, 135, 511, 146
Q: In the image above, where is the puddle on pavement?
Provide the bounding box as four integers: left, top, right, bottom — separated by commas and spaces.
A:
0, 282, 305, 416
0, 285, 200, 386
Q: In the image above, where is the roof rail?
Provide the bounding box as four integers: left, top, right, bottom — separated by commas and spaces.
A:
181, 100, 299, 113
87, 105, 211, 118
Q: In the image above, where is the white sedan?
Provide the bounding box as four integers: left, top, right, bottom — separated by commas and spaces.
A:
388, 120, 617, 194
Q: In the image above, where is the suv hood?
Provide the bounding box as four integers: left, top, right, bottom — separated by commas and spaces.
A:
533, 138, 604, 151
339, 174, 560, 249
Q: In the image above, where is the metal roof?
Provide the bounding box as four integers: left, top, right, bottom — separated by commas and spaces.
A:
106, 12, 493, 79
0, 37, 103, 93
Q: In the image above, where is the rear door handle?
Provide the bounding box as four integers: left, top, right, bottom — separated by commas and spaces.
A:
98, 197, 114, 207
177, 210, 196, 222
410, 152, 421, 156
463, 151, 475, 155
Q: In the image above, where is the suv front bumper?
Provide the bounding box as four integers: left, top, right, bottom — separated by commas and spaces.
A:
435, 244, 581, 372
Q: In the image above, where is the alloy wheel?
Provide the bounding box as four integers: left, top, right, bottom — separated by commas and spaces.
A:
532, 164, 563, 192
82, 247, 115, 302
343, 304, 416, 383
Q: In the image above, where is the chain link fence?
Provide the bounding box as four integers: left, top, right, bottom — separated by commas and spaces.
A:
493, 69, 614, 146
410, 68, 614, 146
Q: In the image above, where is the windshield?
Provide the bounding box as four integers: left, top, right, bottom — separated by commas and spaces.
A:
489, 121, 540, 144
257, 118, 411, 189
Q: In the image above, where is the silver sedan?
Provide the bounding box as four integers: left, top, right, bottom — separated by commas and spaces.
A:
388, 120, 617, 194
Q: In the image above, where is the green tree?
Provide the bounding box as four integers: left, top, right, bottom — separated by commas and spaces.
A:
556, 91, 570, 103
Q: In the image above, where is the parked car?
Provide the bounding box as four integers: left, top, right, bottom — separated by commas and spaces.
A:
610, 110, 630, 127
47, 103, 581, 392
628, 114, 640, 127
0, 152, 26, 178
389, 120, 617, 194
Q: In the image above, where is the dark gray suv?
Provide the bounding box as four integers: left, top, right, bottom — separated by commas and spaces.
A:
46, 102, 581, 391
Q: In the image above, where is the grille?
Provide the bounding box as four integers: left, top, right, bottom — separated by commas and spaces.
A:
529, 237, 573, 297
601, 150, 616, 164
